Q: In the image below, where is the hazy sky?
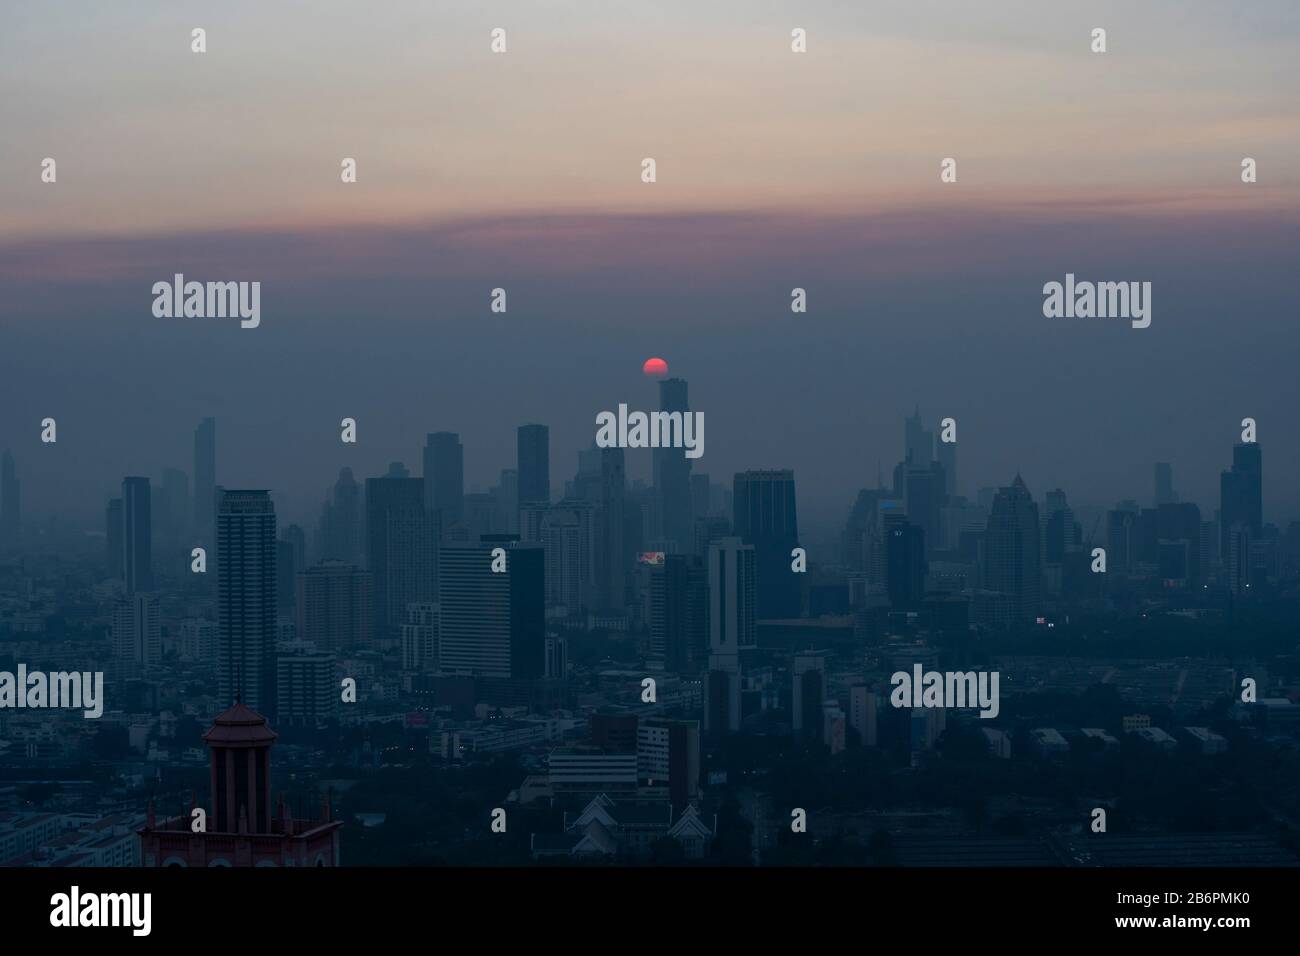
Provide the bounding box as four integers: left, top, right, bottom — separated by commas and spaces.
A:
2, 1, 1298, 534
5, 0, 1300, 236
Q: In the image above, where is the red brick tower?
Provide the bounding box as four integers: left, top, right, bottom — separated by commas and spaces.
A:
138, 701, 342, 866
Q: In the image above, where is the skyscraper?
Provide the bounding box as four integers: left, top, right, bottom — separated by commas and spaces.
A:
1106, 503, 1139, 575
400, 602, 439, 672
1155, 502, 1202, 586
0, 450, 20, 545
885, 518, 925, 610
517, 423, 550, 509
437, 540, 544, 679
1226, 524, 1254, 595
216, 490, 277, 714
733, 470, 800, 619
649, 553, 708, 673
1220, 441, 1262, 561
937, 437, 957, 497
596, 447, 626, 613
295, 561, 374, 652
1154, 462, 1176, 506
277, 523, 306, 609
112, 593, 161, 677
423, 432, 464, 529
902, 460, 945, 560
904, 406, 934, 466
541, 499, 597, 615
122, 476, 154, 594
654, 378, 694, 552
1042, 489, 1079, 564
366, 473, 438, 638
544, 635, 568, 680
317, 467, 361, 565
275, 640, 338, 726
983, 475, 1042, 626
193, 418, 216, 542
705, 536, 755, 735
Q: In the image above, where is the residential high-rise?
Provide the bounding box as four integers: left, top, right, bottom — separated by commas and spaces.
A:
179, 618, 218, 662
106, 498, 124, 580
733, 470, 800, 619
519, 501, 549, 544
423, 432, 464, 529
654, 378, 694, 552
544, 635, 568, 680
541, 500, 596, 615
649, 554, 708, 673
1226, 524, 1254, 595
0, 450, 18, 546
216, 490, 278, 714
112, 593, 161, 677
295, 561, 374, 652
705, 537, 755, 735
637, 717, 701, 813
437, 540, 544, 678
275, 640, 337, 726
982, 475, 1042, 626
400, 602, 439, 672
1220, 442, 1262, 561
366, 473, 438, 639
122, 476, 154, 594
193, 418, 216, 542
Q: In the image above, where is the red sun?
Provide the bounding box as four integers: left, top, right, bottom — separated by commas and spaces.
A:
643, 357, 669, 378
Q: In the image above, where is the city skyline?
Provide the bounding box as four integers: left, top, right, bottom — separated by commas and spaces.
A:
3, 0, 1300, 898
3, 4, 1300, 529
0, 401, 1289, 547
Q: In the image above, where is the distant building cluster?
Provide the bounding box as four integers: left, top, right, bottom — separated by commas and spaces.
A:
1, 401, 1299, 868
